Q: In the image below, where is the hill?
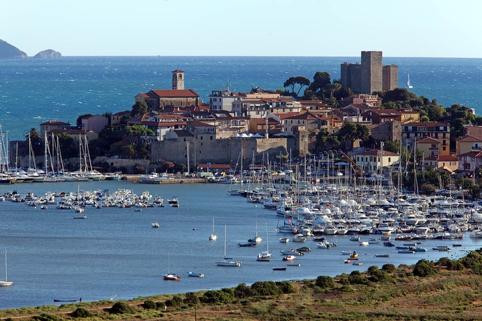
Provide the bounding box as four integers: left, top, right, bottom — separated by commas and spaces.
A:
33, 49, 62, 59
0, 39, 27, 59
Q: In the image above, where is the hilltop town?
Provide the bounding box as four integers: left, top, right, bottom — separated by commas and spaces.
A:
8, 51, 482, 194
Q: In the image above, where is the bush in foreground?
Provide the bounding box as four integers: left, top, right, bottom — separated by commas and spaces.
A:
70, 307, 92, 318
31, 314, 64, 321
251, 281, 281, 296
413, 259, 437, 277
315, 276, 335, 289
201, 289, 234, 304
109, 302, 135, 314
142, 300, 157, 310
382, 264, 396, 273
234, 283, 252, 298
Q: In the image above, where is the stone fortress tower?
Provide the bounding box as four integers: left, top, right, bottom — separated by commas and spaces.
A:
172, 69, 185, 90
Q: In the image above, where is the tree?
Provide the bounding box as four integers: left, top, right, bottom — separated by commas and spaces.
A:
131, 100, 149, 117
309, 72, 331, 95
126, 125, 154, 137
283, 76, 310, 97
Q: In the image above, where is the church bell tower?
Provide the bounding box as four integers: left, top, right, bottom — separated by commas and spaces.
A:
172, 69, 185, 90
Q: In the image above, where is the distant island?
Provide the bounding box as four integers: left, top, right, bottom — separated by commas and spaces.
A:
0, 39, 61, 59
33, 49, 62, 59
0, 39, 27, 59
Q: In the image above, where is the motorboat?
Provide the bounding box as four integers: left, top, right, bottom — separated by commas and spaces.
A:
239, 241, 256, 247
188, 272, 204, 278
168, 198, 179, 207
279, 237, 290, 243
282, 255, 296, 261
272, 267, 287, 271
163, 273, 181, 281
257, 251, 272, 262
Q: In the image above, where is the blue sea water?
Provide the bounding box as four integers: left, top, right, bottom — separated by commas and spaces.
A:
0, 182, 480, 309
1, 56, 482, 138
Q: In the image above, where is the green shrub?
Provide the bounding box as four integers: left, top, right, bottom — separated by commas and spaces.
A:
70, 307, 92, 318
142, 300, 156, 309
275, 281, 295, 294
251, 281, 281, 296
337, 274, 350, 285
109, 302, 135, 314
459, 250, 482, 274
234, 283, 252, 298
382, 264, 396, 273
348, 271, 368, 285
448, 260, 464, 271
165, 295, 183, 307
201, 290, 234, 304
31, 314, 63, 321
155, 302, 166, 310
437, 257, 452, 267
315, 276, 335, 289
367, 266, 386, 282
413, 259, 437, 277
184, 292, 199, 305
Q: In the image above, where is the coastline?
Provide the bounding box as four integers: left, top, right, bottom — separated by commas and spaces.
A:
0, 249, 480, 320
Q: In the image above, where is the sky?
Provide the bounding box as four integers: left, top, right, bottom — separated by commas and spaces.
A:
1, 0, 481, 57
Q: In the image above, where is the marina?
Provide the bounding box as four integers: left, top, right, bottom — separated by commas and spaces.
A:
0, 181, 481, 309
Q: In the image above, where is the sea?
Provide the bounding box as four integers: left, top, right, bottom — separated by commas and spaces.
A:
0, 181, 480, 309
1, 56, 482, 138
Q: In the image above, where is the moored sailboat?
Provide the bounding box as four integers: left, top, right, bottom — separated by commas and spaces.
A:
0, 249, 13, 287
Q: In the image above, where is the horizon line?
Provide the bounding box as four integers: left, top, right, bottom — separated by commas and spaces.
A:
10, 54, 482, 59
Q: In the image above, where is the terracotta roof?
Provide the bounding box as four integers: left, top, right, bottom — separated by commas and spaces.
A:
189, 120, 216, 128
457, 135, 482, 143
275, 112, 303, 120
404, 121, 448, 127
250, 118, 281, 125
437, 155, 458, 161
459, 151, 482, 158
282, 112, 324, 121
417, 137, 440, 144
149, 89, 198, 98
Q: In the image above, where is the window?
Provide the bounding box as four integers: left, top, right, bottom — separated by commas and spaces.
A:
210, 136, 213, 140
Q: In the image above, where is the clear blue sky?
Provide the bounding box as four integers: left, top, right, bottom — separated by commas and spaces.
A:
1, 0, 481, 57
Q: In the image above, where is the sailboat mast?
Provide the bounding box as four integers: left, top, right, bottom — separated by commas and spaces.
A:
4, 249, 7, 282
224, 225, 227, 258
44, 131, 48, 176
